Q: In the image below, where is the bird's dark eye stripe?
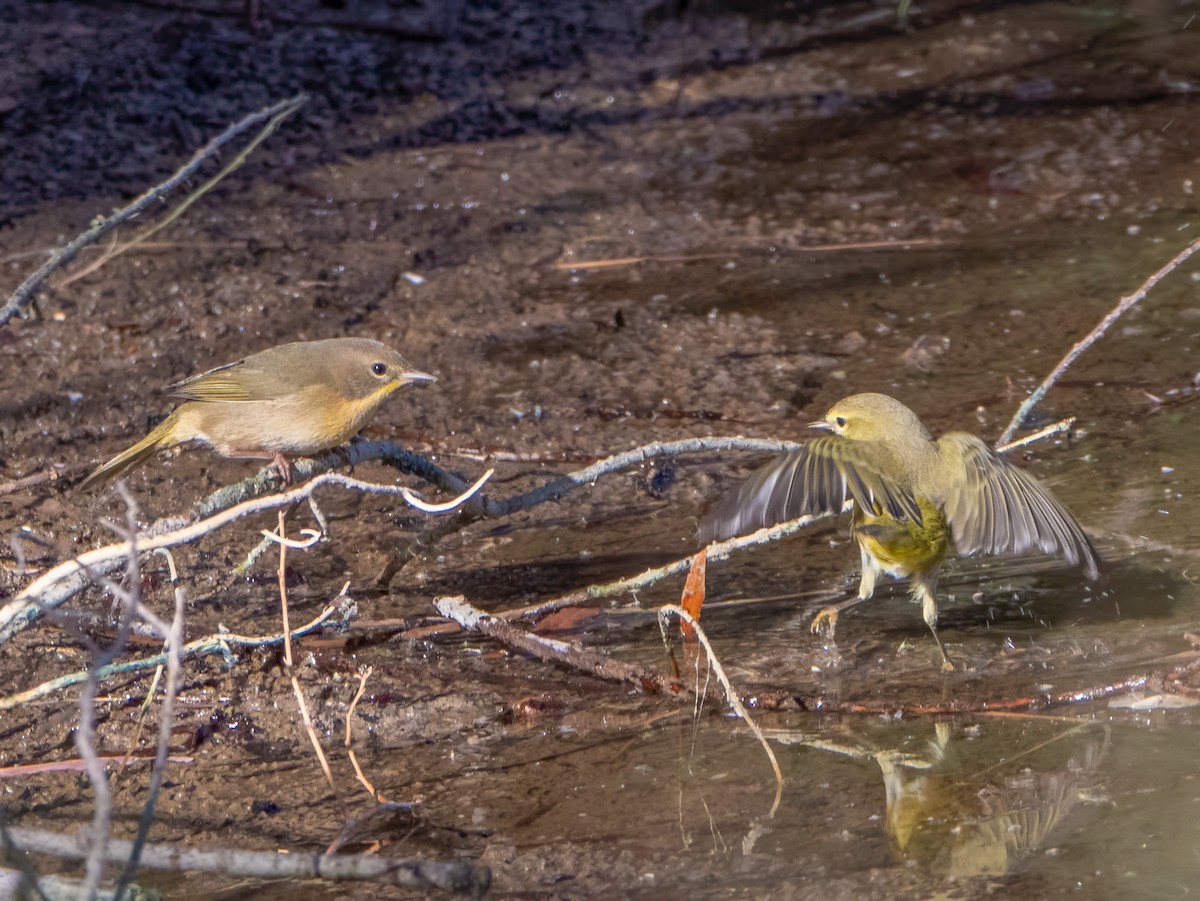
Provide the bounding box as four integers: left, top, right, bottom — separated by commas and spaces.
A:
371, 362, 388, 376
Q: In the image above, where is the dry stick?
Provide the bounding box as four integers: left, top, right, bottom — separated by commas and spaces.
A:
374, 435, 802, 584
435, 595, 785, 810
434, 596, 723, 701
0, 756, 193, 779
997, 233, 1200, 446
441, 594, 1200, 717
77, 488, 151, 900
3, 828, 492, 896
657, 604, 784, 817
115, 550, 186, 899
550, 239, 943, 271
63, 98, 307, 287
274, 510, 340, 799
0, 94, 308, 328
0, 464, 79, 495
0, 605, 341, 710
409, 513, 833, 645
344, 666, 384, 803
0, 468, 490, 645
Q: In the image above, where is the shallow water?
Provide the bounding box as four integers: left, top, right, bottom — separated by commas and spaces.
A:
2, 0, 1200, 897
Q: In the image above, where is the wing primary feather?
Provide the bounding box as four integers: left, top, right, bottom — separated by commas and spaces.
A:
941, 434, 1099, 578
700, 444, 854, 542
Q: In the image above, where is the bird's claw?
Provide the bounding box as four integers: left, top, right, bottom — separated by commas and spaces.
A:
810, 607, 839, 638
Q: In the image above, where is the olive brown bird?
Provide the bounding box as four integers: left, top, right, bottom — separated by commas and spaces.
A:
79, 337, 434, 490
701, 393, 1099, 669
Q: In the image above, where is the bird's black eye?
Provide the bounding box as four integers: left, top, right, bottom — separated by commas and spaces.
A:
371, 362, 388, 376
835, 416, 847, 428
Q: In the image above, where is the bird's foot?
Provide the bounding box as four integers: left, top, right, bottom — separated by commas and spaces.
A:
271, 452, 293, 485
811, 596, 867, 639
810, 606, 840, 639
929, 628, 956, 672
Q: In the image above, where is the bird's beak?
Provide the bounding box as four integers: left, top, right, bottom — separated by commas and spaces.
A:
808, 419, 831, 431
403, 369, 437, 384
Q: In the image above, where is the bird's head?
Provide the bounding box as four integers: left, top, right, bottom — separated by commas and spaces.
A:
809, 393, 933, 445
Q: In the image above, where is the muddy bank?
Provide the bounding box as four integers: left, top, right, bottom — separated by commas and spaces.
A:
2, 0, 1200, 897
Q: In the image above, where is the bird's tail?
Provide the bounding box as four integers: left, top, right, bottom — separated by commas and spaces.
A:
77, 410, 181, 491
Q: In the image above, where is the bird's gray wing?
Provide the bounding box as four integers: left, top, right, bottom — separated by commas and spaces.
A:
700, 437, 921, 543
937, 433, 1099, 579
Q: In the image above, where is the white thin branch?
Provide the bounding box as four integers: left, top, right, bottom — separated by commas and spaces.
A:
401, 468, 493, 512
3, 470, 492, 633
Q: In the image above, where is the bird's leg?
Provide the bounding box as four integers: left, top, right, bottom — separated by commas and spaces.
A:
811, 545, 878, 638
913, 574, 953, 672
226, 448, 293, 485
271, 451, 293, 485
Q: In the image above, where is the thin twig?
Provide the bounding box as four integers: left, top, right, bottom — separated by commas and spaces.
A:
0, 94, 308, 328
2, 469, 490, 643
998, 233, 1200, 445
434, 595, 721, 700
0, 606, 342, 710
408, 511, 837, 643
277, 510, 339, 798
115, 549, 185, 898
658, 604, 783, 817
0, 756, 192, 779
995, 416, 1074, 453
345, 666, 383, 802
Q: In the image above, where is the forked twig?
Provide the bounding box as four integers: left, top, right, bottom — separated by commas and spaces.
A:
658, 604, 784, 817
0, 94, 308, 328
998, 233, 1200, 445
276, 510, 339, 798
1, 469, 492, 644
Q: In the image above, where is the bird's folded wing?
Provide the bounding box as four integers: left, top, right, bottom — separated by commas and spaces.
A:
938, 433, 1099, 579
700, 437, 921, 542
165, 360, 267, 402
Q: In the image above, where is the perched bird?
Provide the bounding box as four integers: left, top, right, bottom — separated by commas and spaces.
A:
701, 393, 1099, 669
79, 338, 434, 489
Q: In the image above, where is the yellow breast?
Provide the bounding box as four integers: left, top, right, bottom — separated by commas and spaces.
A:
853, 498, 949, 578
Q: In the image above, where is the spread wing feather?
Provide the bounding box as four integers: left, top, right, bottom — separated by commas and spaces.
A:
700, 437, 922, 543
938, 433, 1099, 579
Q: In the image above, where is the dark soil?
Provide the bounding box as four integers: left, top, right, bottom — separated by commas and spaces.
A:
3, 0, 1200, 897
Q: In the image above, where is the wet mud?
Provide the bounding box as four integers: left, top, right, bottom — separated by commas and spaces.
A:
2, 0, 1200, 897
